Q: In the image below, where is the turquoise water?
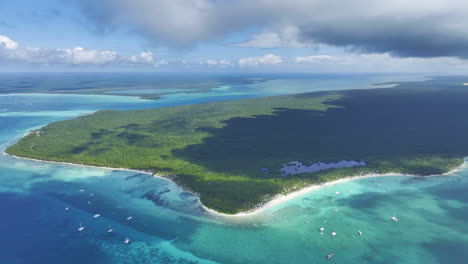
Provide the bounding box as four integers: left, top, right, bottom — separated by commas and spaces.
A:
104, 88, 189, 95
0, 75, 467, 264
158, 74, 426, 105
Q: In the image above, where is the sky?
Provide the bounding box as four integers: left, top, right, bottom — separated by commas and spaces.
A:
2, 0, 468, 73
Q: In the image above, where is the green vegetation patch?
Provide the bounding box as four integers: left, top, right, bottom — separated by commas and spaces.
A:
7, 86, 468, 213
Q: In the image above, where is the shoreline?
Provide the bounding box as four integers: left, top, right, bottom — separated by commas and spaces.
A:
201, 161, 466, 218
4, 149, 466, 218
3, 151, 166, 178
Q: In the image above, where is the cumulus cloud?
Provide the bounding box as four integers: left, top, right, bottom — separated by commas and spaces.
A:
60, 47, 118, 64
199, 59, 231, 65
73, 0, 468, 58
238, 54, 282, 67
0, 35, 155, 66
0, 35, 19, 49
295, 55, 333, 63
127, 51, 154, 65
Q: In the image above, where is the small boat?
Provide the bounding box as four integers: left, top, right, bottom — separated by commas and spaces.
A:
391, 212, 398, 221
124, 236, 130, 244
77, 223, 85, 232
334, 191, 340, 195
65, 207, 69, 211
80, 189, 85, 192
90, 193, 94, 197
331, 232, 337, 236
126, 216, 133, 221
358, 231, 362, 235
326, 252, 334, 259
107, 225, 114, 233
319, 227, 325, 231
332, 209, 338, 212
304, 221, 310, 224
93, 214, 101, 218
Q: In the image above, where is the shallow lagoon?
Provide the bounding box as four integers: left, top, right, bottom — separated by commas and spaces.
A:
1, 75, 467, 264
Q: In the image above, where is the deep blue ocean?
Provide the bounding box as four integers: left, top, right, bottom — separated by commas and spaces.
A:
0, 73, 467, 264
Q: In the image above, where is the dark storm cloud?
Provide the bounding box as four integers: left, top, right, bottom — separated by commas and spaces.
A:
298, 15, 468, 58
73, 0, 468, 58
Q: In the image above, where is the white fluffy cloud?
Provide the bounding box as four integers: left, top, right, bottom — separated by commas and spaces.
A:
3, 34, 468, 72
0, 35, 18, 49
126, 51, 155, 65
199, 59, 231, 65
293, 53, 468, 73
295, 55, 333, 63
60, 47, 118, 65
238, 54, 283, 67
0, 35, 156, 66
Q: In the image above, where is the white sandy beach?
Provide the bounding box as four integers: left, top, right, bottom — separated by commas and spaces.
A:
6, 150, 465, 218
202, 162, 466, 218
4, 130, 466, 219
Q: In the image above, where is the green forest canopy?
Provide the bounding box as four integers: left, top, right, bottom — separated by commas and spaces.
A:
7, 85, 468, 213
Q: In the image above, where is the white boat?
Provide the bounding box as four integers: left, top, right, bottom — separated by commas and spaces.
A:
77, 223, 85, 232
79, 189, 85, 192
304, 221, 310, 224
126, 216, 133, 221
358, 230, 362, 235
334, 191, 340, 195
65, 207, 69, 211
319, 227, 325, 231
93, 214, 101, 218
332, 209, 338, 212
326, 252, 334, 260
107, 225, 114, 233
331, 232, 337, 236
124, 236, 130, 244
391, 212, 398, 221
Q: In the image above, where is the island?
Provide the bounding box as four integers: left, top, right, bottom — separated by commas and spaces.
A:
6, 85, 468, 214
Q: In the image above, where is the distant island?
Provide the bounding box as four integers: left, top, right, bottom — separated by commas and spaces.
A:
6, 85, 468, 214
